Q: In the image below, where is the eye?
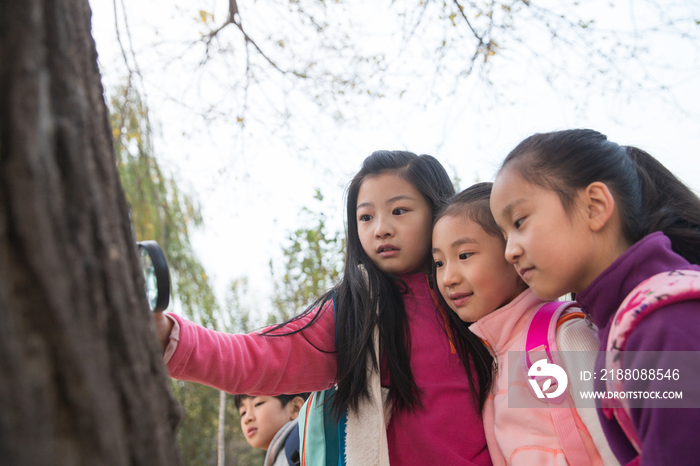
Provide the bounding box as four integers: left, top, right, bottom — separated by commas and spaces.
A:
459, 252, 473, 260
239, 410, 247, 416
514, 217, 525, 229
392, 208, 407, 215
359, 214, 372, 222
255, 401, 265, 407
434, 260, 444, 268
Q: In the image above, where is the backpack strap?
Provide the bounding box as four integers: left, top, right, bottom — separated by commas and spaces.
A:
299, 295, 346, 466
285, 422, 301, 466
300, 391, 322, 466
522, 301, 592, 466
603, 269, 700, 456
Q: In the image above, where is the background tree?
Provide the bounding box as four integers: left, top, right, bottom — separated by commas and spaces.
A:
110, 84, 262, 465
268, 190, 344, 324
219, 278, 265, 466
94, 1, 700, 307
162, 198, 343, 465
0, 0, 181, 464
103, 0, 700, 154
110, 84, 218, 328
111, 94, 342, 463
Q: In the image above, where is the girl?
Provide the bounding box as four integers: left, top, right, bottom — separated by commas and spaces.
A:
490, 129, 700, 465
432, 183, 617, 466
155, 151, 493, 465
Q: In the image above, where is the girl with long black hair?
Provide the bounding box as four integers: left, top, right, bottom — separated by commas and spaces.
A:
155, 151, 494, 465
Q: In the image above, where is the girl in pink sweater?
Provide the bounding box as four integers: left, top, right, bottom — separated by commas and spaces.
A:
432, 183, 617, 466
155, 151, 493, 465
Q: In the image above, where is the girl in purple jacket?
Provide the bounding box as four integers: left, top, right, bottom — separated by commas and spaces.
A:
490, 128, 700, 466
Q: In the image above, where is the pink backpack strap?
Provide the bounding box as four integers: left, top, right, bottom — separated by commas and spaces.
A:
522, 301, 591, 466
604, 269, 700, 457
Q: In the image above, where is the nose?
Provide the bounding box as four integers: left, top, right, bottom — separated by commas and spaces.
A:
242, 410, 254, 424
442, 261, 461, 288
504, 237, 522, 264
374, 216, 394, 238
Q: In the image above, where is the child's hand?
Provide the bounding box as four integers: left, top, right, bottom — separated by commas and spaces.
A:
153, 312, 174, 352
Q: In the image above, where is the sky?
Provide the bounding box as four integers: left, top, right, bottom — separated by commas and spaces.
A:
88, 0, 700, 319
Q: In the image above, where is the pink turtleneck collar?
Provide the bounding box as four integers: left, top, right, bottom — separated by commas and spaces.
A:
468, 289, 544, 355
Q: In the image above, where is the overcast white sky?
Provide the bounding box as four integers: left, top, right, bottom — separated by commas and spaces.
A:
89, 0, 700, 318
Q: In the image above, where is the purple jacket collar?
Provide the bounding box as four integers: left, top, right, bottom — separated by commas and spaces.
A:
576, 231, 692, 332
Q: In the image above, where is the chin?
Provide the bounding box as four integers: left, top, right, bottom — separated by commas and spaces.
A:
530, 286, 563, 302
456, 310, 474, 322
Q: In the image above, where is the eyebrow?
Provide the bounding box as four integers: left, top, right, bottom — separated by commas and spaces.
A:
357, 194, 416, 210
451, 237, 477, 247
500, 198, 526, 218
431, 236, 477, 254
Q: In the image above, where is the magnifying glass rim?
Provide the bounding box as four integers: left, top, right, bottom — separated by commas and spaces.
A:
137, 240, 171, 312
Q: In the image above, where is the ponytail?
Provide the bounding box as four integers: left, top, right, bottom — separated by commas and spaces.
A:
627, 146, 700, 264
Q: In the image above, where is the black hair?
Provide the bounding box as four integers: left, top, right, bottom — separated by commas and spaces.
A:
500, 129, 700, 264
435, 182, 503, 242
265, 150, 492, 418
233, 393, 310, 411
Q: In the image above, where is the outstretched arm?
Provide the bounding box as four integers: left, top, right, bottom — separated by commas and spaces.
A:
164, 302, 337, 395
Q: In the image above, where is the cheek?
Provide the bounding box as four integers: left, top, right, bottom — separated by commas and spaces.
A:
487, 257, 518, 287
436, 274, 447, 296
416, 223, 434, 253
357, 228, 373, 254
434, 271, 451, 301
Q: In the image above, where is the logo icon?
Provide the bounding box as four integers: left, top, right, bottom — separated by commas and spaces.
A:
528, 358, 568, 399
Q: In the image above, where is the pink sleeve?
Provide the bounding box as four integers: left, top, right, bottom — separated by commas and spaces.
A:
166, 301, 337, 395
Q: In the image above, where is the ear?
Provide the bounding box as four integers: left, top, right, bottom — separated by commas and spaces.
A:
288, 396, 306, 421
581, 182, 616, 232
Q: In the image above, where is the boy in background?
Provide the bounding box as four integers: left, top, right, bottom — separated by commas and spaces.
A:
235, 394, 309, 466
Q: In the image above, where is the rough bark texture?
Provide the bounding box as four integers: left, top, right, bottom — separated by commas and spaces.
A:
0, 0, 182, 464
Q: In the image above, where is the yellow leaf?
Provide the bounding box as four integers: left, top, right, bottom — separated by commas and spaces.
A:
198, 10, 213, 23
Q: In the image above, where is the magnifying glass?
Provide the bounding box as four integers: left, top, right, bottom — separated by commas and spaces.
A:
137, 240, 171, 312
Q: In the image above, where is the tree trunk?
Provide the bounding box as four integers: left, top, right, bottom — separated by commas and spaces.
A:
218, 390, 226, 466
0, 0, 182, 464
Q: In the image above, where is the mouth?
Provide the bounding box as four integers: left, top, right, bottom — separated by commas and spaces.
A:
377, 244, 400, 257
448, 292, 473, 307
246, 427, 258, 437
517, 267, 534, 280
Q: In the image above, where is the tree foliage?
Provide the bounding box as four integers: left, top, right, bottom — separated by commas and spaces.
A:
111, 88, 343, 460
172, 379, 262, 466
109, 84, 218, 328
107, 0, 700, 141
269, 189, 344, 324
111, 84, 249, 464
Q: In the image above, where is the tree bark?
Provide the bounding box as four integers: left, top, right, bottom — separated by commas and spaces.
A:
0, 0, 182, 464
